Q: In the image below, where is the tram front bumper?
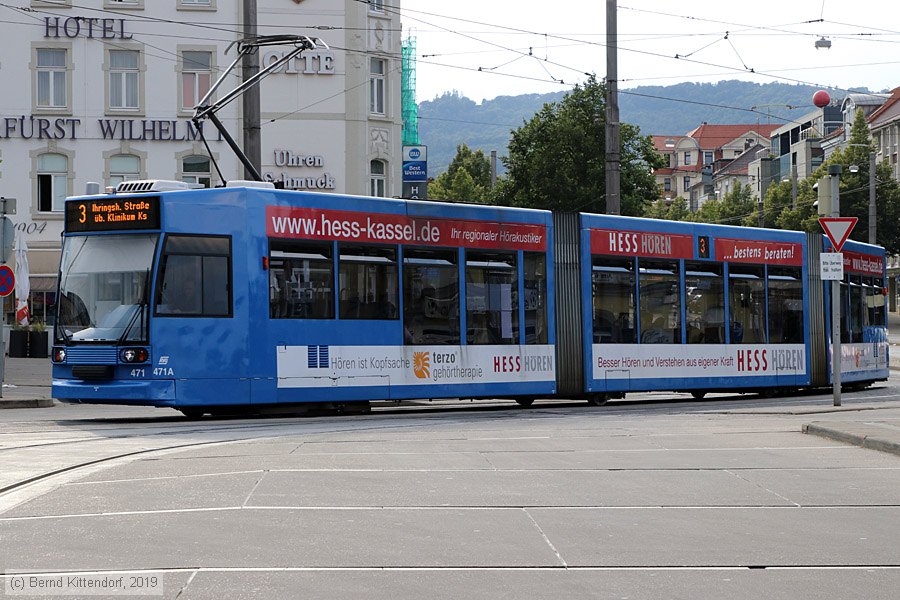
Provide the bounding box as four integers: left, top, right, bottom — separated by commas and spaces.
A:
53, 378, 177, 406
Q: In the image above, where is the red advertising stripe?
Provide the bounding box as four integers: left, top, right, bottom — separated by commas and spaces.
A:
590, 228, 693, 258
266, 206, 546, 251
715, 238, 803, 266
842, 250, 884, 275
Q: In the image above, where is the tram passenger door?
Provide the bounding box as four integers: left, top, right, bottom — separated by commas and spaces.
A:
155, 233, 251, 406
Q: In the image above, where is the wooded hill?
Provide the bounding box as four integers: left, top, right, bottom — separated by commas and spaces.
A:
418, 80, 875, 176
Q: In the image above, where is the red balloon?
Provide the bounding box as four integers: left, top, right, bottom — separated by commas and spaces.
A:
813, 90, 831, 108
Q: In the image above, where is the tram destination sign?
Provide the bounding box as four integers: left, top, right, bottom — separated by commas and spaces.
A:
65, 196, 161, 233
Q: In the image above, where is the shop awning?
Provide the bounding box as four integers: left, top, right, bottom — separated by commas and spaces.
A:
30, 276, 58, 293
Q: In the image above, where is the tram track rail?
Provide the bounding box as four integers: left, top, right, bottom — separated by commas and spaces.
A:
1, 386, 896, 511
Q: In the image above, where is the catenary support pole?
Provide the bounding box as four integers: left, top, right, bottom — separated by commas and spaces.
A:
869, 151, 876, 245
791, 162, 798, 210
490, 150, 497, 188
829, 164, 842, 407
242, 0, 261, 179
604, 0, 620, 215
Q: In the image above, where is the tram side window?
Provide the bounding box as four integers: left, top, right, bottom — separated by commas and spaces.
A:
869, 278, 886, 329
403, 247, 459, 345
156, 235, 231, 317
592, 257, 635, 343
466, 251, 519, 345
840, 278, 851, 344
767, 266, 804, 344
639, 259, 680, 344
269, 241, 334, 319
338, 244, 399, 320
848, 276, 866, 343
684, 262, 725, 344
524, 253, 548, 344
728, 265, 766, 343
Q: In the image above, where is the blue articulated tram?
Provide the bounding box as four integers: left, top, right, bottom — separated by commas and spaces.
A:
51, 182, 887, 416
52, 182, 556, 415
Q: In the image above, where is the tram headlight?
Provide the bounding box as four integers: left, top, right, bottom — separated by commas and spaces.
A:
52, 347, 66, 363
119, 348, 149, 363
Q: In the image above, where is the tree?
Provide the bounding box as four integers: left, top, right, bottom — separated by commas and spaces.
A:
832, 109, 900, 253
686, 182, 755, 227
496, 75, 664, 214
644, 197, 689, 221
761, 108, 900, 253
427, 144, 493, 203
717, 182, 755, 227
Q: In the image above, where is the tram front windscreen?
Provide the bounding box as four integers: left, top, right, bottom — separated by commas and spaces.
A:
56, 234, 158, 344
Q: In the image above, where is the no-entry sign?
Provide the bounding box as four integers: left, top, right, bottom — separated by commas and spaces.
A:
0, 264, 14, 297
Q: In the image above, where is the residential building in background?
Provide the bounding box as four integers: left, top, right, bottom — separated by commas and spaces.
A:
0, 0, 403, 323
868, 87, 900, 183
652, 123, 780, 209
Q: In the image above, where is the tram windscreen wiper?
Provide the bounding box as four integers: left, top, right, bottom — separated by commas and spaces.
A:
119, 270, 151, 344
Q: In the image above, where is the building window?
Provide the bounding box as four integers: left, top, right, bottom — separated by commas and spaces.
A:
178, 0, 213, 8
182, 155, 211, 188
703, 151, 713, 164
109, 50, 139, 110
108, 154, 140, 188
36, 48, 67, 108
37, 153, 68, 212
181, 51, 211, 110
683, 176, 691, 192
104, 0, 143, 8
683, 151, 691, 166
370, 159, 386, 197
663, 178, 671, 192
369, 58, 385, 115
369, 0, 385, 11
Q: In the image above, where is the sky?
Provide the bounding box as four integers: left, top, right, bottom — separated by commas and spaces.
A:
400, 0, 900, 104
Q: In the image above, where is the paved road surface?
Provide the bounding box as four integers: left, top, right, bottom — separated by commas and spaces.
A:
2, 382, 899, 599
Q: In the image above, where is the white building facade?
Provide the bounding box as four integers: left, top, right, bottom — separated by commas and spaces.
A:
1, 0, 403, 323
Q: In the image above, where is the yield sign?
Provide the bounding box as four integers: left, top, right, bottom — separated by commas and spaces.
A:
819, 217, 858, 252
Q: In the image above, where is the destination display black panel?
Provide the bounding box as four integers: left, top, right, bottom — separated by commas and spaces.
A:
65, 196, 161, 232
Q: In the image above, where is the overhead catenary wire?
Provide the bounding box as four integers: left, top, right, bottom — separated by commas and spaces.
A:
5, 0, 893, 136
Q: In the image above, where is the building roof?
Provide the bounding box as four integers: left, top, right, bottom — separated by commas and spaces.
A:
842, 92, 890, 109
654, 165, 702, 176
651, 135, 688, 153
684, 123, 781, 149
867, 87, 900, 127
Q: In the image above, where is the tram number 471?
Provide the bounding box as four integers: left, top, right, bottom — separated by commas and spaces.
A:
130, 368, 175, 377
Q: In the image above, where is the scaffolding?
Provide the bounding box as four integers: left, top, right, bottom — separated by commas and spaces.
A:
401, 36, 419, 146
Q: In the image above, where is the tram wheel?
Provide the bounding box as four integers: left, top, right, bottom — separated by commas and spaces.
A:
515, 398, 535, 407
690, 391, 707, 400
180, 408, 206, 419
587, 394, 609, 407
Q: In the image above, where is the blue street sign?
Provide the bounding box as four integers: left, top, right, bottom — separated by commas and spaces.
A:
0, 264, 14, 297
402, 145, 427, 183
